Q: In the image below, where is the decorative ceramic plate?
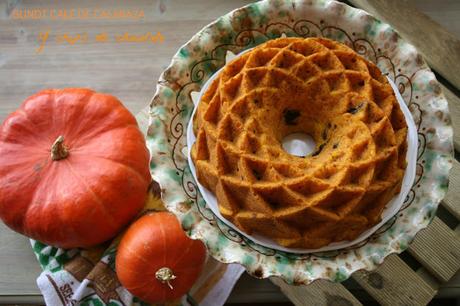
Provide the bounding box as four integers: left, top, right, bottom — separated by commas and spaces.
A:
147, 0, 453, 284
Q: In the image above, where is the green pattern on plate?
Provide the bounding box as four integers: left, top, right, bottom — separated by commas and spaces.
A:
147, 0, 453, 284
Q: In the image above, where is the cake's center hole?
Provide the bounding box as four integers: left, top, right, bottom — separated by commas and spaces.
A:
282, 133, 316, 157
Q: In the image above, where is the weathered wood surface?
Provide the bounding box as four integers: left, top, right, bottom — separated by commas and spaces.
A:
271, 278, 362, 306
0, 0, 253, 122
441, 85, 460, 152
352, 255, 437, 306
443, 160, 460, 219
0, 0, 459, 305
348, 0, 460, 89
407, 217, 460, 283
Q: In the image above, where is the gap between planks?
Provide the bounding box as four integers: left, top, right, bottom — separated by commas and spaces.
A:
270, 253, 438, 306
408, 217, 460, 283
346, 0, 460, 150
347, 0, 460, 285
347, 0, 460, 90
441, 159, 460, 220
270, 278, 362, 306
407, 155, 460, 283
442, 85, 460, 153
352, 254, 436, 306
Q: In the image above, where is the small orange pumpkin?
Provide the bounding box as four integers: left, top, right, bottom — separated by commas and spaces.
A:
0, 88, 151, 248
116, 212, 207, 303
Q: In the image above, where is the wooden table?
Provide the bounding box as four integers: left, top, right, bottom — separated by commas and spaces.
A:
0, 0, 459, 304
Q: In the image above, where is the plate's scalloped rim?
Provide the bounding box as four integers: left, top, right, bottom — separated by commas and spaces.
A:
147, 0, 454, 284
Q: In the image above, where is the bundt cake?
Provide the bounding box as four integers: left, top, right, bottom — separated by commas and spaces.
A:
191, 37, 408, 249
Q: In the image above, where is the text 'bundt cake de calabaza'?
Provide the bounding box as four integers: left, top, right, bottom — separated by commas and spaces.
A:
191, 37, 408, 249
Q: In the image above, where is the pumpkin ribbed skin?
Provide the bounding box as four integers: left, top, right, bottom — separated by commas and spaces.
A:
0, 88, 151, 248
116, 212, 207, 303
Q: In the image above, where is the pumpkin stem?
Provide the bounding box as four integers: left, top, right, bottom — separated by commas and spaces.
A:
51, 136, 69, 161
155, 267, 177, 290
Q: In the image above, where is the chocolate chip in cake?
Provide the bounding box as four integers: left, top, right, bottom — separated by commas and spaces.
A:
347, 103, 364, 114
283, 109, 300, 125
252, 169, 262, 180
311, 143, 325, 156
322, 128, 328, 140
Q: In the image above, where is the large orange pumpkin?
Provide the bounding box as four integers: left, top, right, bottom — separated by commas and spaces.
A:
0, 88, 151, 248
116, 212, 207, 303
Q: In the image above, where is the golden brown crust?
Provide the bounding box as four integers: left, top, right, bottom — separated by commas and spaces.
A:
191, 37, 408, 249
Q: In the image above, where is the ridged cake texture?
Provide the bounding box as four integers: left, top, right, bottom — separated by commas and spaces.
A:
191, 37, 408, 249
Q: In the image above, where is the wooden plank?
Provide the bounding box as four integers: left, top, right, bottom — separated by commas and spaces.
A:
442, 160, 460, 219
406, 0, 460, 39
229, 274, 291, 304
441, 84, 460, 152
270, 277, 362, 306
348, 0, 460, 89
0, 295, 43, 304
352, 254, 436, 306
407, 217, 460, 282
0, 223, 42, 295
0, 0, 253, 122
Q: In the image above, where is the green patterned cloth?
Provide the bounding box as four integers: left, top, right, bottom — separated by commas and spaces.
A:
30, 191, 244, 306
32, 239, 148, 306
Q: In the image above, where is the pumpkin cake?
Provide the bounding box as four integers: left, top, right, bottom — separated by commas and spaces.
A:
191, 37, 408, 249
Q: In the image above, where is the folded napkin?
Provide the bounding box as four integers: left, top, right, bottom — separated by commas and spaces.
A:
31, 183, 245, 306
